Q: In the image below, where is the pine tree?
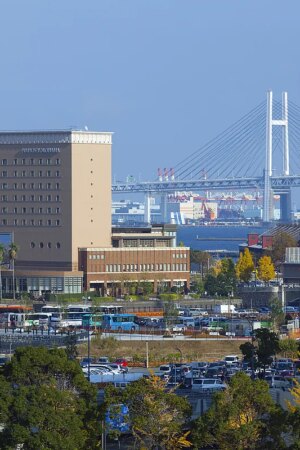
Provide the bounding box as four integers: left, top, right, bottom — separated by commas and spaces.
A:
235, 248, 254, 284
257, 255, 275, 283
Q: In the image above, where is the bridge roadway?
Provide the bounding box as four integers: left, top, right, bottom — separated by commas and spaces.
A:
112, 175, 300, 194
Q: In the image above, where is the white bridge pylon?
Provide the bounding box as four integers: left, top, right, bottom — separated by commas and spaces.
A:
263, 91, 289, 222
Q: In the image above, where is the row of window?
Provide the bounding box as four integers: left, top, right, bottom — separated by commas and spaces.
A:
30, 242, 61, 249
0, 183, 60, 190
89, 254, 105, 260
173, 253, 187, 259
1, 219, 61, 226
1, 158, 61, 166
1, 194, 61, 202
1, 206, 60, 214
122, 239, 171, 248
105, 263, 188, 272
1, 170, 60, 177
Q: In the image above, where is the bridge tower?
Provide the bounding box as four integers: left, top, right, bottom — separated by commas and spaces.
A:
263, 91, 290, 222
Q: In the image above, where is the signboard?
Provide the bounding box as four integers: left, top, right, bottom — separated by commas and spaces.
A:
105, 404, 130, 433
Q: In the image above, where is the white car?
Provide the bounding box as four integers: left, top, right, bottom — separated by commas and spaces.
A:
192, 378, 227, 391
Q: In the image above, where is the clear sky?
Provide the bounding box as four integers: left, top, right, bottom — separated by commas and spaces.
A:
0, 1, 299, 183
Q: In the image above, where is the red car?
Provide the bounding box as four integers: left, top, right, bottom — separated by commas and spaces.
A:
114, 358, 128, 367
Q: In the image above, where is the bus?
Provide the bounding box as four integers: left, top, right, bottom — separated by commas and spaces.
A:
93, 305, 124, 315
41, 305, 63, 328
82, 313, 103, 330
0, 312, 26, 329
25, 313, 52, 328
60, 304, 91, 328
102, 314, 140, 332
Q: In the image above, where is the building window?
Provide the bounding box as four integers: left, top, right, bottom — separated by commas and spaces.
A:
38, 207, 43, 213
47, 195, 51, 201
47, 207, 51, 213
55, 183, 59, 190
21, 159, 26, 165
56, 220, 60, 226
13, 171, 18, 177
56, 158, 60, 165
13, 159, 17, 165
39, 242, 44, 248
21, 195, 25, 201
55, 171, 60, 177
39, 159, 43, 165
31, 207, 34, 213
30, 219, 34, 226
38, 219, 43, 226
1, 159, 7, 165
30, 158, 34, 165
46, 159, 51, 165
56, 242, 61, 249
30, 171, 34, 177
47, 242, 51, 248
2, 219, 7, 225
47, 170, 51, 177
39, 171, 43, 177
1, 171, 7, 177
30, 183, 34, 189
55, 195, 60, 201
1, 207, 7, 213
47, 183, 51, 189
13, 195, 17, 201
13, 183, 17, 189
1, 195, 7, 201
39, 195, 43, 201
2, 183, 8, 189
22, 183, 26, 189
30, 242, 35, 248
22, 207, 26, 213
30, 195, 35, 201
14, 219, 18, 226
47, 220, 51, 226
56, 207, 60, 213
22, 170, 26, 177
13, 207, 17, 213
21, 219, 26, 226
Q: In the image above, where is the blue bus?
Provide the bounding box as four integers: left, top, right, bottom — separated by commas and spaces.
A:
102, 314, 140, 332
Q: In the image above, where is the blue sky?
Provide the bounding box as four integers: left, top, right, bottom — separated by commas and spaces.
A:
0, 1, 299, 183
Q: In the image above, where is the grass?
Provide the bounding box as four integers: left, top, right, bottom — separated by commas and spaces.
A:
78, 336, 245, 365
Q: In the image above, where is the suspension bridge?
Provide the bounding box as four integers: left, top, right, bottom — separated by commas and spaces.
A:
112, 91, 300, 223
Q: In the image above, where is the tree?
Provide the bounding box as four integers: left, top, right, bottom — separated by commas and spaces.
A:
254, 328, 280, 373
0, 243, 5, 300
0, 347, 100, 449
271, 231, 298, 267
8, 242, 19, 300
257, 255, 275, 284
286, 379, 300, 448
279, 338, 299, 360
191, 372, 287, 450
190, 250, 211, 278
105, 375, 192, 449
269, 297, 285, 332
235, 248, 254, 284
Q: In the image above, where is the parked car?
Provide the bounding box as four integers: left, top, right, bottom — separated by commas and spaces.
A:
192, 378, 227, 391
114, 358, 129, 367
264, 375, 291, 389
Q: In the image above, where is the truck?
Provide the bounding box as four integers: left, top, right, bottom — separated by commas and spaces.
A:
213, 304, 236, 314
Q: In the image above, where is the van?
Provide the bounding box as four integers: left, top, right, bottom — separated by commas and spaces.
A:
192, 378, 227, 391
224, 355, 240, 366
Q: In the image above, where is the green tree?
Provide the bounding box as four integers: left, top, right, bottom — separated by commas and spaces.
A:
255, 328, 280, 373
279, 338, 299, 359
8, 242, 19, 300
105, 375, 192, 449
270, 298, 285, 332
271, 231, 298, 267
191, 372, 287, 450
257, 255, 275, 284
190, 250, 211, 278
0, 347, 100, 449
236, 248, 254, 284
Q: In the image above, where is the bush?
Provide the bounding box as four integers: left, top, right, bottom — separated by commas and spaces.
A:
159, 293, 181, 301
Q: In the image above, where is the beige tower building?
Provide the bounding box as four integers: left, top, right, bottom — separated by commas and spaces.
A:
0, 130, 112, 294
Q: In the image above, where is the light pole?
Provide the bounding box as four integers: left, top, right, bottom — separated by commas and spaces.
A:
87, 312, 91, 382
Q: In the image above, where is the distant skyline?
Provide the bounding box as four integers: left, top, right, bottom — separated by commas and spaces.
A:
1, 1, 300, 185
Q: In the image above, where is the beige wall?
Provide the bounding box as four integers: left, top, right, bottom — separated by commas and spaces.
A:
71, 142, 111, 264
